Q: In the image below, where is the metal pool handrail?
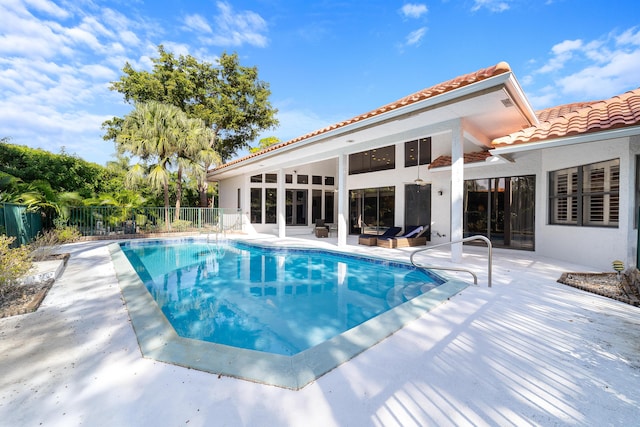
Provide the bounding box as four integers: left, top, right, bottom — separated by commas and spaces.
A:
409, 235, 493, 287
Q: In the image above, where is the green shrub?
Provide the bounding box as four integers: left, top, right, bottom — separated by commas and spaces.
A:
28, 226, 81, 262
0, 236, 33, 292
171, 219, 192, 231
54, 226, 82, 243
29, 230, 59, 261
51, 217, 82, 243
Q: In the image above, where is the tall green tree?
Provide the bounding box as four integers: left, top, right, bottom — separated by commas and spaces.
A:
250, 136, 281, 153
116, 101, 184, 210
177, 118, 221, 208
104, 45, 278, 206
116, 101, 220, 218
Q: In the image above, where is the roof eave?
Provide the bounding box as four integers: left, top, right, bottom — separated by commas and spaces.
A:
503, 75, 539, 127
209, 71, 524, 179
491, 125, 640, 155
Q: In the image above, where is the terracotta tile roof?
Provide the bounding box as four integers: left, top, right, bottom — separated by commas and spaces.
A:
212, 62, 512, 172
428, 151, 492, 169
492, 88, 640, 147
535, 101, 600, 122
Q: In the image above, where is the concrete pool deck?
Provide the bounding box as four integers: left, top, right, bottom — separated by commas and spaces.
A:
1, 235, 639, 426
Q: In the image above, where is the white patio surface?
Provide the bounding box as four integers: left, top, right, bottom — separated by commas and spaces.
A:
1, 234, 639, 426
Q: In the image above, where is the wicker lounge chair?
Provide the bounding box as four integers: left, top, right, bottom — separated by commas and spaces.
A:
376, 225, 416, 248
375, 226, 419, 248
358, 226, 401, 246
392, 226, 429, 248
377, 225, 428, 248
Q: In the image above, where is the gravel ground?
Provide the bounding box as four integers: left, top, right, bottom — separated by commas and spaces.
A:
558, 272, 640, 306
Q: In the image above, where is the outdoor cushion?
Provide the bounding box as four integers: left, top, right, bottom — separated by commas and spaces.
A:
401, 225, 423, 238
375, 227, 405, 248
358, 226, 402, 246
392, 226, 429, 248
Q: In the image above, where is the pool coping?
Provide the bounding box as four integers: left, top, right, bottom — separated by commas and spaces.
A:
108, 240, 470, 390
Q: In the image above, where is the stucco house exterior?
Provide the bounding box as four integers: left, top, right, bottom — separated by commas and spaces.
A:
207, 62, 640, 271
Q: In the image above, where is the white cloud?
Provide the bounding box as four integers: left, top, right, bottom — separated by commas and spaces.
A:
471, 0, 510, 13
203, 1, 268, 48
24, 0, 69, 19
400, 4, 428, 19
527, 86, 559, 110
160, 41, 192, 57
64, 26, 104, 51
0, 0, 156, 162
526, 27, 640, 108
0, 99, 115, 155
537, 39, 583, 73
616, 27, 640, 46
551, 39, 583, 55
184, 14, 213, 34
406, 27, 427, 46
80, 64, 118, 81
557, 49, 640, 99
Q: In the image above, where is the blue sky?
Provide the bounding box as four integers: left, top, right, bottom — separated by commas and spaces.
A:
1, 0, 639, 165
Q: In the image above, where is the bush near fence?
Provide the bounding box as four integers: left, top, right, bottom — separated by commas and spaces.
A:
66, 207, 243, 238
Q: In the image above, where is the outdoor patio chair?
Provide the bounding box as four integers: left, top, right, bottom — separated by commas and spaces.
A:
315, 219, 330, 238
358, 226, 402, 246
376, 226, 416, 248
391, 225, 429, 248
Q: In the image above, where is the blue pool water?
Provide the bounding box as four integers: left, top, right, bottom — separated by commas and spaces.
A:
120, 239, 444, 356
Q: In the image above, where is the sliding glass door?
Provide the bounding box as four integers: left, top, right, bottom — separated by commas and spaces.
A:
349, 186, 395, 234
404, 184, 431, 239
464, 176, 535, 249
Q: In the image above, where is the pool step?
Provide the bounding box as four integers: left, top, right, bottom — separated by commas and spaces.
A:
385, 282, 435, 307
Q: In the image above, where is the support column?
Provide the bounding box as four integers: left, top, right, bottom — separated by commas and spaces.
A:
277, 168, 286, 238
451, 122, 464, 263
337, 154, 348, 247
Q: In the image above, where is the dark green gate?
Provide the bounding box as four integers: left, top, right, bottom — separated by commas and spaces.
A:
0, 203, 42, 247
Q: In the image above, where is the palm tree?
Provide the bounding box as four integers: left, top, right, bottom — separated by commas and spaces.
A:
174, 118, 220, 215
117, 101, 185, 227
117, 101, 185, 207
117, 101, 222, 223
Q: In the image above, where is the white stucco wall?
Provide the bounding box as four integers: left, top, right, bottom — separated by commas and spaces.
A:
214, 132, 638, 271
216, 174, 251, 233
536, 137, 633, 271
216, 160, 339, 235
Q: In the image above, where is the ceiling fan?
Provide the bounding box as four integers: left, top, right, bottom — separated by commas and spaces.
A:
414, 175, 428, 186
407, 141, 428, 186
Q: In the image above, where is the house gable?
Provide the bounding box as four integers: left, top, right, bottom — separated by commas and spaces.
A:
492, 88, 640, 148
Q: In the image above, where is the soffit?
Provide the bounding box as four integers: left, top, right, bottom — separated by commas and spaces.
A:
492, 88, 640, 148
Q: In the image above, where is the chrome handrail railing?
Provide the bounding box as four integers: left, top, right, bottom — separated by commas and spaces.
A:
409, 235, 493, 287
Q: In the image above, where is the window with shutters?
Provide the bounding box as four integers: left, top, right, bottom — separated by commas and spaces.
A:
549, 159, 619, 227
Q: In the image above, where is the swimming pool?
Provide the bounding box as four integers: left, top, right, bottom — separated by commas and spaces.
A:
120, 239, 444, 356
110, 237, 469, 389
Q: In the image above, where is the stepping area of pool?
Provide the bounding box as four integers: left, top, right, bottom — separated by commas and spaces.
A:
1, 234, 639, 425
